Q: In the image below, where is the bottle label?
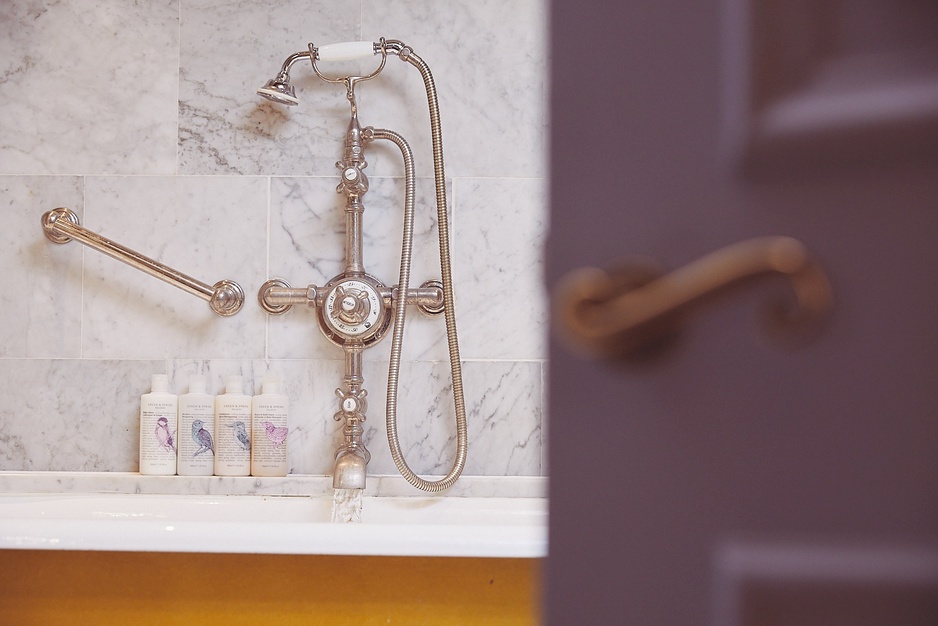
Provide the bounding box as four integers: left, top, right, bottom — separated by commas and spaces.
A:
141, 399, 177, 474
215, 400, 252, 475
178, 400, 215, 475
251, 399, 288, 475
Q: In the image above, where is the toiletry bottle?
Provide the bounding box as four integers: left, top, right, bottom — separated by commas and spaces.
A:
177, 374, 215, 476
139, 374, 178, 475
214, 375, 252, 476
251, 373, 289, 477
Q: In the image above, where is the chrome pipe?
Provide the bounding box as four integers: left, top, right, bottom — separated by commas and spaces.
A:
257, 279, 320, 314
391, 282, 445, 315
41, 207, 244, 317
339, 108, 368, 278
333, 342, 370, 489
279, 50, 312, 75
258, 278, 443, 316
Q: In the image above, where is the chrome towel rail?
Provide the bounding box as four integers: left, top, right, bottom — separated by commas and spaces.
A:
41, 207, 244, 317
555, 236, 833, 358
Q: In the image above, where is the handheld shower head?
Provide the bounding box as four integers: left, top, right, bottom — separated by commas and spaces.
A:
258, 41, 388, 108
257, 76, 299, 106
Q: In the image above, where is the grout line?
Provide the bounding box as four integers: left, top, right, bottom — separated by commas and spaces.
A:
264, 175, 272, 362
540, 359, 549, 476
450, 176, 458, 246
78, 175, 86, 359
0, 356, 548, 364
59, 174, 547, 183
174, 0, 182, 177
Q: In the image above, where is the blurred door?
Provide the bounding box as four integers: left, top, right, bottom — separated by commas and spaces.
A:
547, 1, 938, 624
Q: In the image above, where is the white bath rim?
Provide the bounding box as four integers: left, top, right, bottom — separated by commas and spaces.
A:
0, 473, 547, 558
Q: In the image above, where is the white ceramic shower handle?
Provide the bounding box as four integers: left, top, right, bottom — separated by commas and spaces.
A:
317, 41, 377, 62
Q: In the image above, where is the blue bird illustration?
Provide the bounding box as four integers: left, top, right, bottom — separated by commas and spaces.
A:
191, 419, 214, 457
228, 421, 251, 451
262, 421, 288, 449
155, 416, 176, 453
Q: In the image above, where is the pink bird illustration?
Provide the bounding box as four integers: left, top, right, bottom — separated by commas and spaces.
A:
155, 416, 176, 453
262, 421, 288, 448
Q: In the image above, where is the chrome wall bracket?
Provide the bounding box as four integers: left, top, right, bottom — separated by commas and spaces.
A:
41, 207, 244, 317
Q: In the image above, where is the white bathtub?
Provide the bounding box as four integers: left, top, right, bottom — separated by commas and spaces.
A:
0, 474, 547, 558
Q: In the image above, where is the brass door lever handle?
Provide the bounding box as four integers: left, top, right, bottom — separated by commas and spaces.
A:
555, 237, 833, 358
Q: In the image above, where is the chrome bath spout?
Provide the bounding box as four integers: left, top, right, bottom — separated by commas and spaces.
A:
333, 450, 368, 490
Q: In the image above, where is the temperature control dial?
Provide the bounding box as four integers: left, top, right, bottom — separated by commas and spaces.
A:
318, 276, 390, 347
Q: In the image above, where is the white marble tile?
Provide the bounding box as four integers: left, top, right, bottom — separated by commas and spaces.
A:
452, 177, 549, 360
265, 175, 351, 361
80, 176, 268, 359
275, 359, 349, 475
362, 359, 543, 477
178, 0, 548, 179
0, 359, 165, 472
0, 0, 549, 484
361, 0, 549, 178
540, 363, 550, 477
178, 0, 363, 175
266, 175, 451, 362
0, 1, 178, 175
461, 360, 544, 476
0, 176, 84, 357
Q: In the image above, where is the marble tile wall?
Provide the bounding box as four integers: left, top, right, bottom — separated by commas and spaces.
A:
0, 1, 548, 479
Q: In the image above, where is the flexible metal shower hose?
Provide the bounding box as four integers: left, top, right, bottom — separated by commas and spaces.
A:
378, 50, 468, 492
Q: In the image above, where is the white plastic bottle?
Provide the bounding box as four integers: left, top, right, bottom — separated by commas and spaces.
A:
139, 374, 178, 475
177, 375, 215, 476
251, 374, 289, 477
214, 375, 252, 476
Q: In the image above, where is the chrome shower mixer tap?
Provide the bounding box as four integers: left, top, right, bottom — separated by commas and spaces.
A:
257, 39, 468, 493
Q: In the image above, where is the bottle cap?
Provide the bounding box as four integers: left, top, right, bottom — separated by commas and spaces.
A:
225, 375, 243, 394
189, 374, 207, 394
262, 373, 280, 394
151, 374, 170, 393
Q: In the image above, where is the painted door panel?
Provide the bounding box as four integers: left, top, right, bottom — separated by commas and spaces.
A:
547, 1, 938, 623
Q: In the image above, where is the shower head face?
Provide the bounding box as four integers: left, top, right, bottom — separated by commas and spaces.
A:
257, 77, 299, 106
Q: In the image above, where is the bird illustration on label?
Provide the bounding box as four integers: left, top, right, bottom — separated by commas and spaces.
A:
155, 416, 176, 453
191, 419, 214, 457
229, 421, 251, 451
262, 421, 289, 448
